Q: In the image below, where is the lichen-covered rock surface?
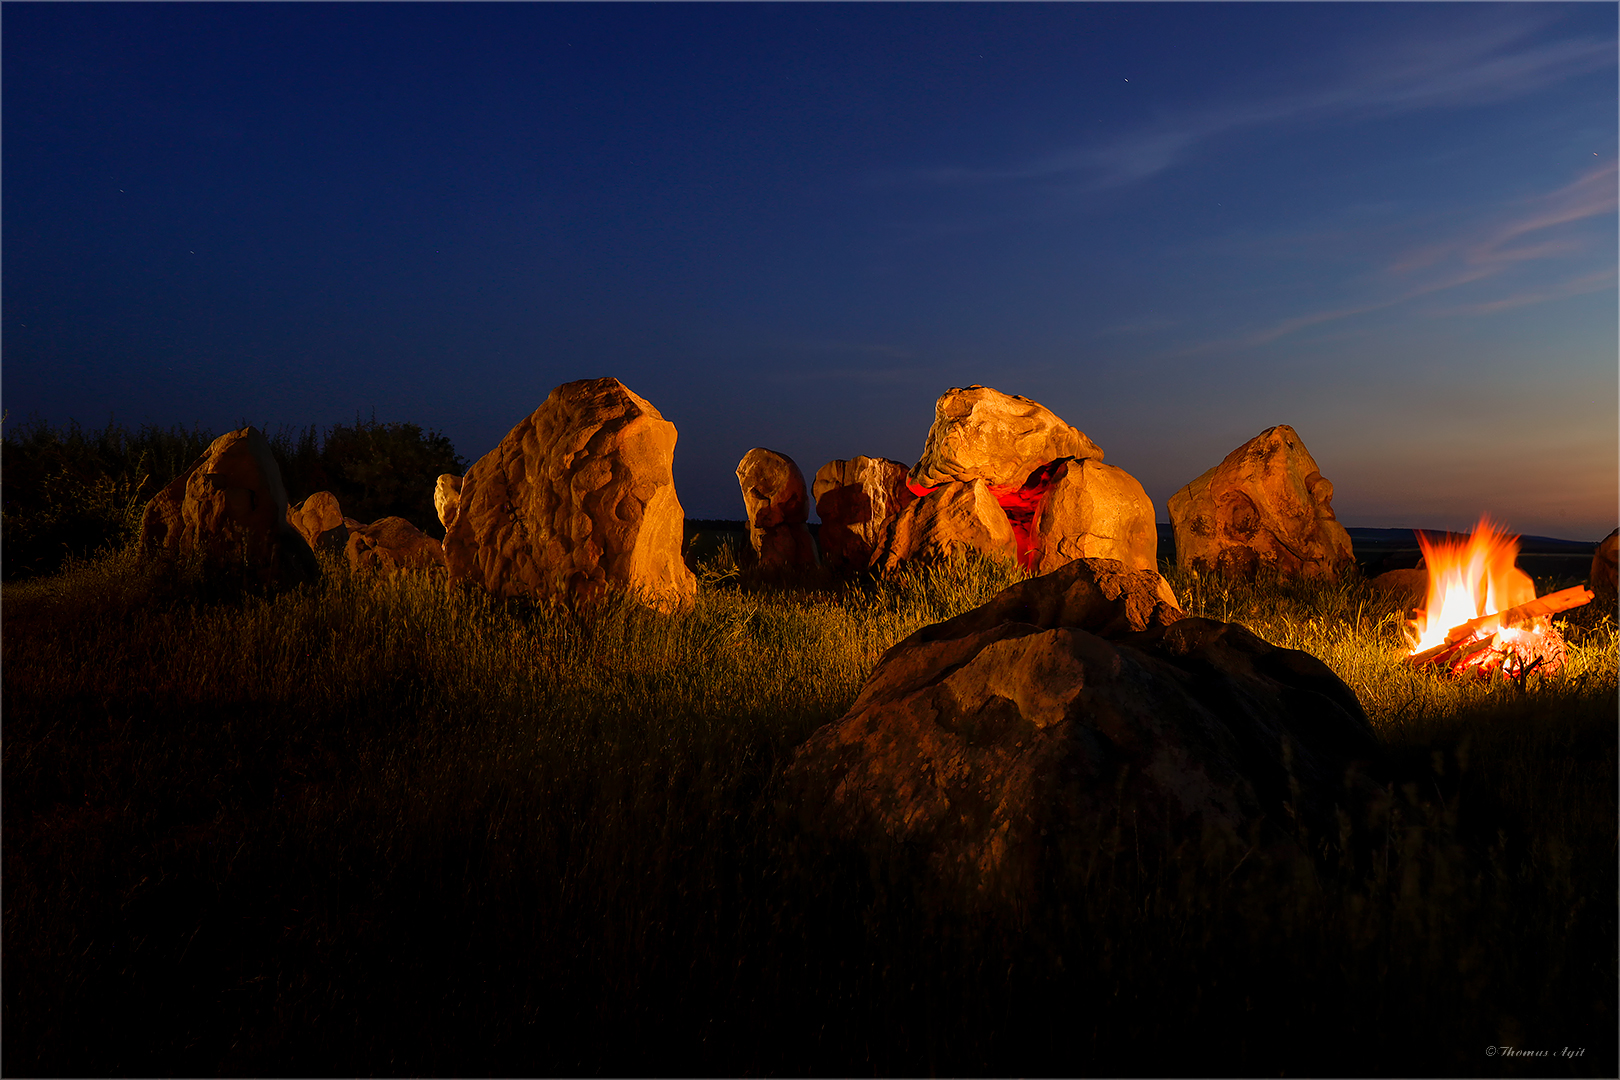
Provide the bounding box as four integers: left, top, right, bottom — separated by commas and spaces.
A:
139, 426, 316, 586
1168, 425, 1354, 581
736, 448, 816, 569
784, 558, 1380, 906
442, 377, 696, 611
812, 456, 916, 571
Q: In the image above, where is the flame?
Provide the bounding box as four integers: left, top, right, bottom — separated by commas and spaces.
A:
1409, 516, 1536, 653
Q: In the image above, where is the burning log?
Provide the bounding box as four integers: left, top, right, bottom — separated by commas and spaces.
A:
1406, 585, 1593, 678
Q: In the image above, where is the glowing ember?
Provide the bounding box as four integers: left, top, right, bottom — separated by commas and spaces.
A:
1408, 516, 1534, 653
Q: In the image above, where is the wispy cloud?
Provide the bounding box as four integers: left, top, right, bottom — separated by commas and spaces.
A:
916, 15, 1613, 194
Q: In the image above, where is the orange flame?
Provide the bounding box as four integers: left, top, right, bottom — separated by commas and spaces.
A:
1409, 516, 1536, 653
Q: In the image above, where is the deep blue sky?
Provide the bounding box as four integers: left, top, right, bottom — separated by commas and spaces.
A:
6, 3, 1616, 538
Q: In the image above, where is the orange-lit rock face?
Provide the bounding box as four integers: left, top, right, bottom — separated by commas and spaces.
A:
1031, 457, 1159, 576
434, 474, 463, 532
442, 377, 696, 612
140, 426, 316, 586
1410, 517, 1536, 653
346, 516, 448, 575
873, 478, 1019, 571
737, 447, 817, 569
1168, 425, 1353, 581
1593, 528, 1619, 604
288, 491, 359, 554
812, 456, 915, 571
908, 385, 1104, 493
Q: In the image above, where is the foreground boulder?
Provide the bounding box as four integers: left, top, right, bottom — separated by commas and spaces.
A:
1592, 528, 1619, 607
287, 491, 362, 554
1029, 457, 1159, 576
1168, 425, 1355, 581
909, 385, 1104, 493
784, 558, 1379, 906
736, 448, 816, 569
812, 456, 916, 571
873, 479, 1019, 572
442, 377, 696, 612
140, 426, 316, 586
346, 516, 448, 575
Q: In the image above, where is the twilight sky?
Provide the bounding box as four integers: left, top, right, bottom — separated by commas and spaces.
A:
5, 3, 1616, 538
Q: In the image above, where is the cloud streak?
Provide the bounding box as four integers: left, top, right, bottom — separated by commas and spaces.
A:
917, 15, 1613, 194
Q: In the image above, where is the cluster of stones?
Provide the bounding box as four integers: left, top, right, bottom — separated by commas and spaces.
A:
736, 385, 1162, 582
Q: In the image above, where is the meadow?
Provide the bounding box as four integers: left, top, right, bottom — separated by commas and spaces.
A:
3, 524, 1615, 1076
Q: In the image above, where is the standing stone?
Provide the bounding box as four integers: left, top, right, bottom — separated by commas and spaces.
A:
909, 385, 1104, 494
288, 491, 361, 554
346, 516, 448, 575
441, 377, 697, 612
873, 479, 1019, 572
1168, 425, 1354, 581
435, 474, 464, 532
1592, 527, 1619, 606
1030, 457, 1159, 576
736, 448, 817, 569
139, 426, 316, 586
812, 456, 916, 571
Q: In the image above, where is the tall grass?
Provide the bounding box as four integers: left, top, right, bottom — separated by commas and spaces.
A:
4, 547, 1615, 1075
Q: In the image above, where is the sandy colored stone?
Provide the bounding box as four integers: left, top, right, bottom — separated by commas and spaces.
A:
1168, 425, 1354, 581
139, 426, 316, 586
441, 377, 696, 612
287, 491, 358, 554
1592, 528, 1619, 604
435, 474, 464, 532
736, 448, 816, 569
784, 558, 1380, 907
346, 516, 448, 575
909, 385, 1104, 493
873, 479, 1019, 572
1030, 457, 1159, 577
1370, 568, 1428, 603
812, 456, 916, 571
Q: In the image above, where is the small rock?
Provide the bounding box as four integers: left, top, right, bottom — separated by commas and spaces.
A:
346, 516, 448, 575
736, 448, 816, 569
434, 474, 463, 532
812, 456, 916, 571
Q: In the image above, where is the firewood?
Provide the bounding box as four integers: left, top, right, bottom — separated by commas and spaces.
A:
1405, 585, 1593, 669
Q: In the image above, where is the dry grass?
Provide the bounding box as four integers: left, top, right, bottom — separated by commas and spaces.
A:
4, 544, 1615, 1076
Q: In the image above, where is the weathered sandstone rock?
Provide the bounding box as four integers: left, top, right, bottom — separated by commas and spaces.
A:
1370, 567, 1428, 604
909, 385, 1104, 494
441, 377, 696, 611
736, 448, 816, 569
287, 491, 361, 554
346, 516, 448, 575
1029, 457, 1159, 577
139, 426, 316, 586
812, 456, 916, 571
435, 474, 463, 532
873, 479, 1019, 572
1592, 528, 1619, 605
1168, 425, 1354, 581
784, 558, 1380, 906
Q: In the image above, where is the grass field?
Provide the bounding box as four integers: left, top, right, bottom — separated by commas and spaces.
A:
3, 540, 1615, 1076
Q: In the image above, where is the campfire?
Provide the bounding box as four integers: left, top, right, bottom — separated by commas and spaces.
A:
1404, 516, 1592, 679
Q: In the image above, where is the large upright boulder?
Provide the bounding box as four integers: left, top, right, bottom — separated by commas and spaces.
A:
736, 448, 816, 569
1029, 457, 1159, 576
784, 558, 1380, 906
812, 456, 916, 571
441, 377, 697, 612
909, 385, 1104, 494
139, 426, 316, 586
873, 479, 1019, 572
1168, 425, 1354, 581
346, 516, 448, 575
